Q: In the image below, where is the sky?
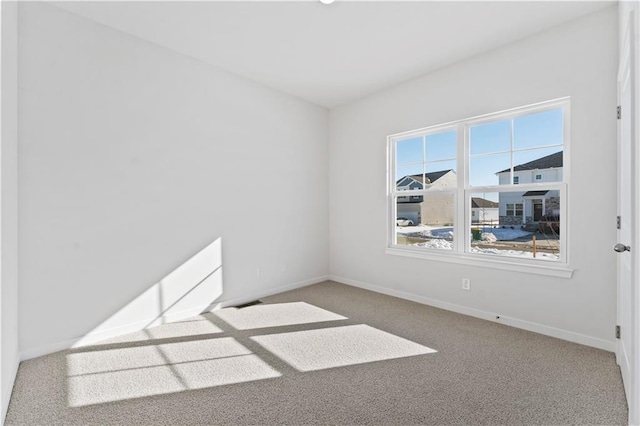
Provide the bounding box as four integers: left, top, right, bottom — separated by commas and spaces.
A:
396, 108, 564, 188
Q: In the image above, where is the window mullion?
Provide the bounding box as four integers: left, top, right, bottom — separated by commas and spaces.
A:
510, 117, 515, 187
456, 123, 467, 254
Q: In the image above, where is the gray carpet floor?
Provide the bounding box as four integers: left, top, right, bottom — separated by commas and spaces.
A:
6, 281, 628, 425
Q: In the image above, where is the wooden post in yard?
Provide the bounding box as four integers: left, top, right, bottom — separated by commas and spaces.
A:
532, 235, 537, 258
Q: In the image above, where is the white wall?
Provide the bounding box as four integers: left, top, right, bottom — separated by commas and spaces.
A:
18, 2, 329, 356
329, 7, 618, 348
1, 0, 20, 421
1, 1, 20, 421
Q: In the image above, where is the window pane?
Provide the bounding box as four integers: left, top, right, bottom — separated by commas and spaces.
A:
470, 119, 511, 155
425, 130, 456, 161
396, 164, 423, 187
396, 136, 423, 165
514, 108, 563, 150
470, 153, 511, 187
512, 149, 563, 184
471, 193, 499, 225
395, 193, 454, 250
425, 161, 457, 188
469, 190, 561, 261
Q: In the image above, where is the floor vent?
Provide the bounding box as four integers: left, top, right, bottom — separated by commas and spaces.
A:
234, 300, 263, 309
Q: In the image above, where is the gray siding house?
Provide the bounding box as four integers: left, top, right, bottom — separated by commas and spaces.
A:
496, 151, 562, 227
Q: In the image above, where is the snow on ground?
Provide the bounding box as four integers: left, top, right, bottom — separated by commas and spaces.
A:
414, 239, 453, 250
400, 224, 559, 260
397, 224, 531, 241
477, 227, 530, 241
413, 239, 559, 260
481, 232, 497, 243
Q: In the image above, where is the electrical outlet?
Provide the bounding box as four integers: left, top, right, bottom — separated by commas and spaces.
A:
462, 278, 471, 291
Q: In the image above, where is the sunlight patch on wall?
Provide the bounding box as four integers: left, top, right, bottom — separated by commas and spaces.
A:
251, 324, 436, 372
213, 302, 347, 330
73, 238, 224, 347
67, 337, 280, 407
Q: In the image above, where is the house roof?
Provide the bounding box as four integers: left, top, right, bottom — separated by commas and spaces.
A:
399, 169, 453, 185
522, 190, 549, 197
497, 151, 563, 174
471, 197, 499, 208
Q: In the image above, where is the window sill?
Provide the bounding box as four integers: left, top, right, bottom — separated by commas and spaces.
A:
385, 246, 574, 278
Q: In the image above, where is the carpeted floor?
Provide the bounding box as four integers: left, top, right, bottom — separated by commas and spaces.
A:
6, 281, 628, 425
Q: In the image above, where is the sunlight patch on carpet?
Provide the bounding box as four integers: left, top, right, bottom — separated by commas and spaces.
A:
214, 302, 347, 330
251, 324, 436, 372
95, 319, 224, 345
67, 337, 280, 407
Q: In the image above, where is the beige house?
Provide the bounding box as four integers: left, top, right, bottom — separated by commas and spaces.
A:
396, 170, 456, 226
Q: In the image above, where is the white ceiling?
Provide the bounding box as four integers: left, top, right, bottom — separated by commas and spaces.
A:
52, 1, 614, 109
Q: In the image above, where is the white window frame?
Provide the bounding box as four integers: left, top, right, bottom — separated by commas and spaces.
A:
386, 97, 572, 278
505, 203, 524, 217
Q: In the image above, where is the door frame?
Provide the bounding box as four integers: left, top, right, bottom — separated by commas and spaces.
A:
617, 10, 639, 426
533, 200, 543, 222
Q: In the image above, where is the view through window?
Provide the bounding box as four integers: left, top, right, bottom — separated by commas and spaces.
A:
389, 99, 568, 264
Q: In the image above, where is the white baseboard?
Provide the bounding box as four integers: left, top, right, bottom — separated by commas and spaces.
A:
1, 350, 21, 425
206, 275, 330, 311
329, 275, 615, 352
21, 304, 213, 361
21, 336, 83, 361
20, 275, 329, 361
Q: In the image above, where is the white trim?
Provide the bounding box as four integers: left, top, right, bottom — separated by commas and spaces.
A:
204, 275, 329, 311
20, 275, 329, 361
617, 9, 639, 426
21, 337, 81, 362
330, 275, 613, 352
1, 350, 20, 425
69, 303, 218, 348
389, 97, 570, 141
385, 247, 573, 278
390, 122, 460, 148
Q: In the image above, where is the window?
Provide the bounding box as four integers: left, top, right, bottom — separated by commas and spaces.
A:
505, 203, 523, 217
388, 98, 568, 269
393, 128, 457, 250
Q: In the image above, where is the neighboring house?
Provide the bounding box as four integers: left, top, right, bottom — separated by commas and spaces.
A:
496, 151, 562, 227
396, 170, 456, 226
471, 197, 499, 224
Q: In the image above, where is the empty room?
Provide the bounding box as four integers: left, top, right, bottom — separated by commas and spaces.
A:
1, 0, 639, 424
